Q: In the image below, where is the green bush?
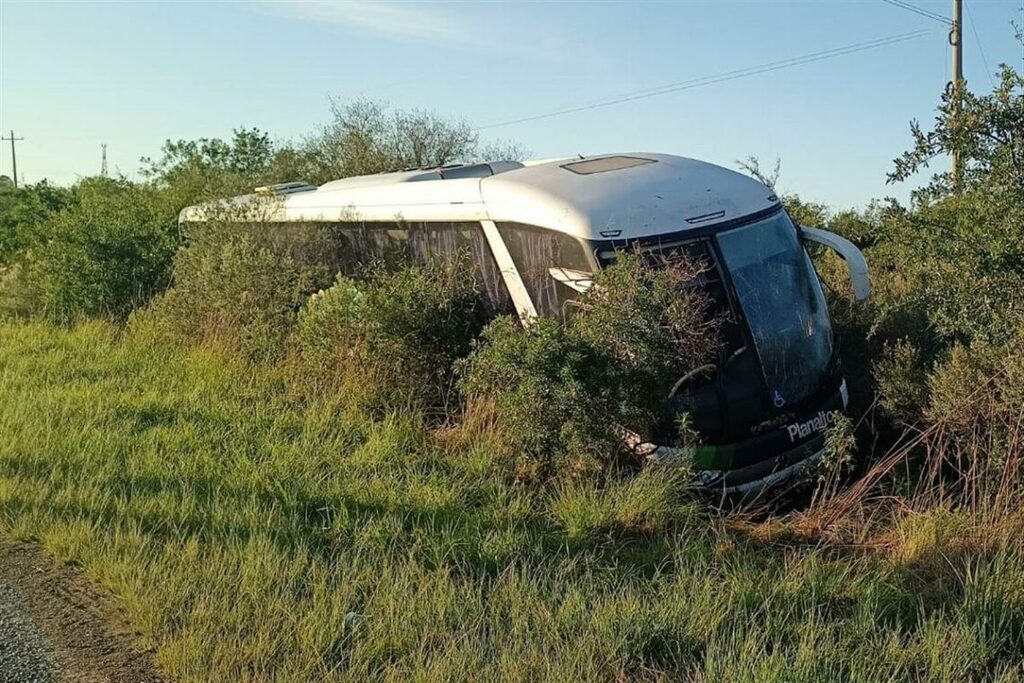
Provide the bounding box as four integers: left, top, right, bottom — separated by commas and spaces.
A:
295, 255, 490, 413
925, 331, 1024, 449
574, 251, 722, 423
457, 316, 622, 481
179, 215, 346, 296
460, 253, 723, 482
0, 180, 72, 268
14, 178, 177, 324
873, 340, 931, 427
134, 232, 307, 359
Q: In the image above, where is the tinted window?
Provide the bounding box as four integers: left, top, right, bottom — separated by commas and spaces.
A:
408, 221, 514, 315
327, 221, 405, 273
318, 220, 510, 315
496, 222, 593, 320
717, 212, 833, 408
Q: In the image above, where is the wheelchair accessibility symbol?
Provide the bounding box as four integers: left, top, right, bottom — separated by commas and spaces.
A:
772, 389, 786, 408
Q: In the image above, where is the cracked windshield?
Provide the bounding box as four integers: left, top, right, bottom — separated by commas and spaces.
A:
716, 212, 833, 408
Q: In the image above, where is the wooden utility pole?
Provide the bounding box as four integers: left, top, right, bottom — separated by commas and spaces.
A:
950, 0, 963, 190
1, 130, 24, 188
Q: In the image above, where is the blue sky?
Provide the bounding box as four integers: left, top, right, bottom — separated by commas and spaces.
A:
1, 0, 1021, 208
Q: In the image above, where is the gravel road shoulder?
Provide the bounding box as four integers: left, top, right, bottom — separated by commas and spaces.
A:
0, 537, 169, 683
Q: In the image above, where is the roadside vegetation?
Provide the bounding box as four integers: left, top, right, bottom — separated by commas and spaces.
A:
0, 52, 1022, 681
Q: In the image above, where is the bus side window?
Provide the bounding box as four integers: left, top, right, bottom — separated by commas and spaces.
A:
328, 220, 513, 315
409, 221, 515, 316
496, 223, 591, 321
329, 221, 414, 273
331, 221, 375, 276
366, 222, 410, 267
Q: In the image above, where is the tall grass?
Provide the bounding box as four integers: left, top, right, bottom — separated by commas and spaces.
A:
1, 319, 1023, 681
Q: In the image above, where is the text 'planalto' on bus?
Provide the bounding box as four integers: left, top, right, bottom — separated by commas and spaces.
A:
180, 153, 870, 497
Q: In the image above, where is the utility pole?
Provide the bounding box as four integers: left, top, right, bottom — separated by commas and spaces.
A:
950, 0, 964, 191
101, 143, 108, 177
1, 130, 24, 189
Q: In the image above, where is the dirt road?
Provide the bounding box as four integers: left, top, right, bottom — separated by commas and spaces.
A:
0, 538, 169, 683
0, 577, 59, 682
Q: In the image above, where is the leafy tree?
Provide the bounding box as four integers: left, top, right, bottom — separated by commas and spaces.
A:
889, 65, 1023, 201
306, 99, 478, 180
141, 127, 313, 206
141, 102, 528, 208
878, 56, 1024, 346
834, 49, 1024, 432
305, 99, 526, 183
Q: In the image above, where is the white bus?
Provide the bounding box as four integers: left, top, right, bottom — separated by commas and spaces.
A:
181, 153, 869, 495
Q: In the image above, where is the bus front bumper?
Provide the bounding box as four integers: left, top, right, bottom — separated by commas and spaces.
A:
693, 435, 826, 496
643, 379, 847, 497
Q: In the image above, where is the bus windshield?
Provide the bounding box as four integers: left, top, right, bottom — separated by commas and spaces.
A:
716, 212, 833, 409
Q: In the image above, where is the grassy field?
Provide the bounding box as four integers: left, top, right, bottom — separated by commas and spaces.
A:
1, 319, 1022, 682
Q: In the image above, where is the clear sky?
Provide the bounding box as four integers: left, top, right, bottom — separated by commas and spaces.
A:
1, 1, 1021, 209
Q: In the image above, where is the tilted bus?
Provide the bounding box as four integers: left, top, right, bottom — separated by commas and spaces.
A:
180, 153, 869, 495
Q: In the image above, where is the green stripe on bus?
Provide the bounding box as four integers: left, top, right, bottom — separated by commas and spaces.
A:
693, 444, 734, 470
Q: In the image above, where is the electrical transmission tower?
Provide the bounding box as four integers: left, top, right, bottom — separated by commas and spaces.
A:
101, 143, 108, 177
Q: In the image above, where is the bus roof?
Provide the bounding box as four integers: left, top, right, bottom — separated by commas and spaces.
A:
179, 153, 780, 241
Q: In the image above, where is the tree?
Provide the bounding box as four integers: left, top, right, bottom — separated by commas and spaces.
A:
305, 99, 526, 183
305, 99, 477, 181
888, 64, 1023, 202
141, 127, 313, 207
876, 54, 1024, 346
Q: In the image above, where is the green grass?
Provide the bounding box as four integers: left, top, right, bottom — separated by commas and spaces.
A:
1, 319, 1022, 682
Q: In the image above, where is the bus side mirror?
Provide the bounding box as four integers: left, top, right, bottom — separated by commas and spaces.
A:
799, 226, 870, 302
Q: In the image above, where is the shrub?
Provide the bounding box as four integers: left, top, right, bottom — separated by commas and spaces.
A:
460, 253, 724, 482
135, 232, 307, 359
874, 340, 931, 426
919, 332, 1024, 510
0, 180, 73, 268
295, 255, 490, 414
17, 178, 177, 324
457, 316, 622, 481
926, 335, 1024, 435
573, 250, 722, 423
178, 198, 345, 297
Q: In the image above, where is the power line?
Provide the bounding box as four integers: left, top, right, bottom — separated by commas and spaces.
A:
880, 0, 952, 25
477, 29, 935, 130
965, 2, 996, 88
